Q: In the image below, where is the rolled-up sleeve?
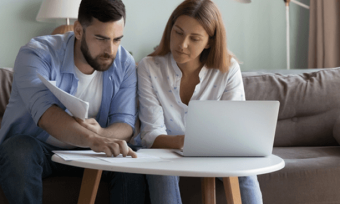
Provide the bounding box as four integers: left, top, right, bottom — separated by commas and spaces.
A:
108, 57, 138, 129
13, 48, 62, 125
137, 59, 167, 148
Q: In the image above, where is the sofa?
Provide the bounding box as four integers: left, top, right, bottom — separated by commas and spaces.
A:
1, 67, 340, 204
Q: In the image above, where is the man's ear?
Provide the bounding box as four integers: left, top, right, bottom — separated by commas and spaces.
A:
74, 21, 83, 40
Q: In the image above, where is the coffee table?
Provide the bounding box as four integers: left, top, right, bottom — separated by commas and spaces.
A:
52, 149, 285, 204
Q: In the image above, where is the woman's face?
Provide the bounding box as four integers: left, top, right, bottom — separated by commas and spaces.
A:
170, 15, 210, 68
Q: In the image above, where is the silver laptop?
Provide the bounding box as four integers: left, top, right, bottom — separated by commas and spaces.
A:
176, 100, 280, 157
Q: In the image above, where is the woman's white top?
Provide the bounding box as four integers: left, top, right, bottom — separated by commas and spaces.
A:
138, 53, 245, 148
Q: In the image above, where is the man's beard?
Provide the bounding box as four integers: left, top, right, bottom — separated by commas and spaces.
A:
80, 33, 115, 72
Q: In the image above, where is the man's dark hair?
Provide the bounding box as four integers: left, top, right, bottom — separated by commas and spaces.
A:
78, 0, 126, 27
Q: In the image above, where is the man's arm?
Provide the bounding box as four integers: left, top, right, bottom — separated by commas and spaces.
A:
12, 45, 136, 157
74, 118, 184, 149
74, 118, 133, 141
39, 105, 136, 157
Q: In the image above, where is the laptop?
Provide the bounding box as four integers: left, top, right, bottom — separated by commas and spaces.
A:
175, 100, 280, 157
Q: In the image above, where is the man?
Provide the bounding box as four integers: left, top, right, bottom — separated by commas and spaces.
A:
0, 0, 146, 203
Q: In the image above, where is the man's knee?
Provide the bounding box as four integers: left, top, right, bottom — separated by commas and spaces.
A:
0, 135, 44, 169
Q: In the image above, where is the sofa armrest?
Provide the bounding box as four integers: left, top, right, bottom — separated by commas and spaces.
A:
0, 68, 13, 126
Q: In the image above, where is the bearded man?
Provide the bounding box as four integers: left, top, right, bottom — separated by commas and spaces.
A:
0, 0, 146, 203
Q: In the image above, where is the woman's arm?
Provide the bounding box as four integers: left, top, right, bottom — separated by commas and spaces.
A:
151, 135, 184, 149
137, 58, 169, 148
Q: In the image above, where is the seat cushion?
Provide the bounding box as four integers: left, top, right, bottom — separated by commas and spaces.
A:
242, 68, 340, 147
259, 146, 340, 204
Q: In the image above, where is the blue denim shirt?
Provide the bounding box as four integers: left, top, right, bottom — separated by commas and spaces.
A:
0, 32, 137, 145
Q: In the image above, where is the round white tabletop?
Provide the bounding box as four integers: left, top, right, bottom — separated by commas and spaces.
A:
52, 149, 285, 177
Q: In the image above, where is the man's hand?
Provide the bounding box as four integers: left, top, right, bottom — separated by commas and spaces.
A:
74, 118, 137, 157
38, 106, 136, 157
75, 118, 103, 135
89, 136, 137, 158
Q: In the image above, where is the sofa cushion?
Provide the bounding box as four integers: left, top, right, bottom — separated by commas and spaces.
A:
0, 68, 13, 127
259, 146, 340, 204
242, 68, 340, 147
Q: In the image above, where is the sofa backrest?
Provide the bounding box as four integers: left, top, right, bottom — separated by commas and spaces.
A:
2, 67, 340, 147
242, 68, 340, 147
0, 68, 13, 127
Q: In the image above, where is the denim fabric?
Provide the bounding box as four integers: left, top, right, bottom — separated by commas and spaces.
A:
146, 175, 182, 204
0, 135, 146, 204
145, 175, 262, 204
238, 176, 263, 204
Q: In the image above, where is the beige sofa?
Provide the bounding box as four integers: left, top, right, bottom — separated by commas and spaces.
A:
1, 67, 340, 204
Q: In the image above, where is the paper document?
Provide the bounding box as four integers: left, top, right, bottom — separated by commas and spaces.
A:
52, 150, 103, 161
97, 153, 169, 163
37, 73, 89, 120
53, 150, 170, 163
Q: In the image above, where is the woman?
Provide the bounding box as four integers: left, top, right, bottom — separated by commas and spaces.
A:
137, 0, 263, 203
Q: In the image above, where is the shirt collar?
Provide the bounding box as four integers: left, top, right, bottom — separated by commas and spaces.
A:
61, 32, 76, 74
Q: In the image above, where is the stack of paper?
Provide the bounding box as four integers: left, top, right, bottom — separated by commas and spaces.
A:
38, 73, 89, 120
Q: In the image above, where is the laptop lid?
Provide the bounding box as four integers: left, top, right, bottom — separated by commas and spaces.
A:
182, 101, 280, 157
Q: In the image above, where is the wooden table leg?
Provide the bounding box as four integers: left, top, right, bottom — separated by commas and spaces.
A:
77, 168, 103, 204
223, 177, 242, 204
201, 177, 216, 204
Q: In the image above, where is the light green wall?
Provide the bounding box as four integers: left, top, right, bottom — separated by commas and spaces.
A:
0, 0, 58, 68
0, 0, 310, 71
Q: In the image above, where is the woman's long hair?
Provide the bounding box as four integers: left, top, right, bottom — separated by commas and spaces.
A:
149, 0, 233, 72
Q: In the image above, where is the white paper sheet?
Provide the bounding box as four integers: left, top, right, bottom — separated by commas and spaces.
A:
52, 150, 103, 161
53, 150, 170, 163
37, 73, 89, 120
97, 153, 169, 163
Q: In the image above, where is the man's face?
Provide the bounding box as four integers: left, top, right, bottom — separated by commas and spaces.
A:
80, 17, 124, 71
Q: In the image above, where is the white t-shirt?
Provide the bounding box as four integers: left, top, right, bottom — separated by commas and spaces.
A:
73, 66, 103, 118
46, 66, 103, 148
137, 53, 245, 148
